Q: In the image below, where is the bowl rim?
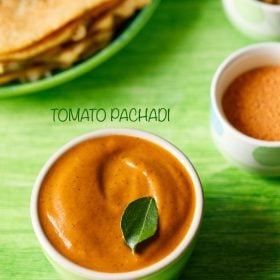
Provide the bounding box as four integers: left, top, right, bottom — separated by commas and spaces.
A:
211, 42, 280, 147
30, 128, 204, 280
251, 0, 280, 11
0, 0, 160, 98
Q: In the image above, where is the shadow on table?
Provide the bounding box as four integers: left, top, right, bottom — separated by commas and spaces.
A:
180, 178, 280, 280
5, 0, 211, 104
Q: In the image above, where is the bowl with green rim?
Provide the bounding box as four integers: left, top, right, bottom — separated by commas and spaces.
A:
0, 0, 160, 98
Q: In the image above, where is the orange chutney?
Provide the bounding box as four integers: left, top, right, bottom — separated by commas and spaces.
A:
38, 135, 196, 272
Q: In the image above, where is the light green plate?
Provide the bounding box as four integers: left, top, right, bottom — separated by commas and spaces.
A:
0, 0, 160, 98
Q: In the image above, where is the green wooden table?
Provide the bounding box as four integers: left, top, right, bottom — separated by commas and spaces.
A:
1, 0, 280, 279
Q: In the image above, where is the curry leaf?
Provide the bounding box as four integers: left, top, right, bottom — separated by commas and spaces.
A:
121, 197, 159, 253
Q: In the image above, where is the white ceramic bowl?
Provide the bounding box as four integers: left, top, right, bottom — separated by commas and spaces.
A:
211, 42, 280, 176
31, 128, 203, 280
223, 0, 280, 40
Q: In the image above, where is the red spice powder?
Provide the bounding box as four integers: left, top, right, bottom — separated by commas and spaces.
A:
222, 66, 280, 141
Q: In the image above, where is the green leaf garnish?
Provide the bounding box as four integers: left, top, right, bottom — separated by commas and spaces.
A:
121, 197, 159, 253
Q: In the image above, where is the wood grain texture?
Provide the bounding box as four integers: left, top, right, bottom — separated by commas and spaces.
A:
0, 0, 280, 279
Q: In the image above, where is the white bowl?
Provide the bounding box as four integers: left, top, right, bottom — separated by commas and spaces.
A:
211, 43, 280, 176
31, 128, 204, 280
223, 0, 280, 40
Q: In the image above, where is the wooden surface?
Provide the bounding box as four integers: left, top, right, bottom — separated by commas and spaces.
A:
1, 0, 280, 279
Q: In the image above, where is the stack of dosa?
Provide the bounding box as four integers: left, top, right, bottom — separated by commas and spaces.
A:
0, 0, 150, 85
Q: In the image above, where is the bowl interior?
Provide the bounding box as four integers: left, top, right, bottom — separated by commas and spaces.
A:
215, 43, 280, 119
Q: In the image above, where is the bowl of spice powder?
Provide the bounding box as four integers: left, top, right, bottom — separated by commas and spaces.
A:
211, 42, 280, 176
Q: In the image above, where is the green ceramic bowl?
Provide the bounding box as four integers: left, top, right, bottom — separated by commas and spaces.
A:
0, 0, 160, 98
